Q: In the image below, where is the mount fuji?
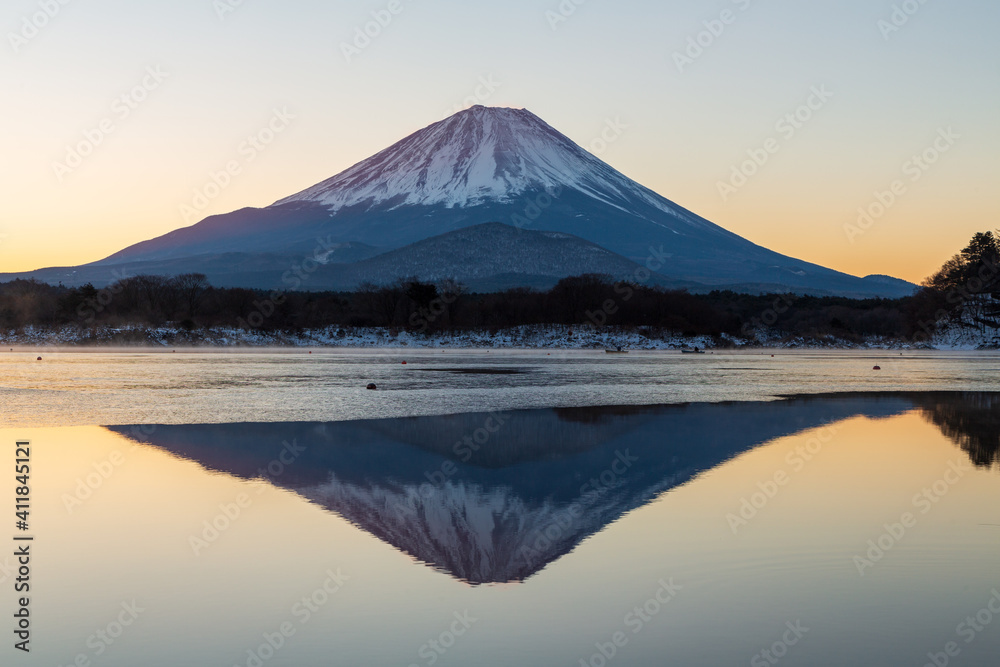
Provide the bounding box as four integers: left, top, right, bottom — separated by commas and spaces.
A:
9, 106, 914, 297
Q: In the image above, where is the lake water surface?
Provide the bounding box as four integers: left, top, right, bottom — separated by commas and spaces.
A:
2, 351, 998, 666
3, 349, 1000, 427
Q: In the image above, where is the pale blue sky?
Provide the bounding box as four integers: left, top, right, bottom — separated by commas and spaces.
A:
2, 0, 998, 280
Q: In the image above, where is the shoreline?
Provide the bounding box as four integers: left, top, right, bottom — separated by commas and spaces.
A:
2, 323, 998, 352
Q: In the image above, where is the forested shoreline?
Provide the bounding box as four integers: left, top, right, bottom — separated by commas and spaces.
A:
2, 232, 997, 348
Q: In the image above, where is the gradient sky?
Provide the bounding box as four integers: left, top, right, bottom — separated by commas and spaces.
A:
2, 0, 998, 283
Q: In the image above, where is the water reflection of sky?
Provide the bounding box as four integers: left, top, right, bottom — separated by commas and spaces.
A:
5, 393, 999, 666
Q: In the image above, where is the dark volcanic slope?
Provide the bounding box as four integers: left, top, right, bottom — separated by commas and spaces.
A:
309, 222, 693, 291
1, 223, 695, 291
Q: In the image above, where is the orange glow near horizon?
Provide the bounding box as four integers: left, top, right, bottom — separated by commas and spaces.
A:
3, 151, 983, 285
2, 1, 998, 286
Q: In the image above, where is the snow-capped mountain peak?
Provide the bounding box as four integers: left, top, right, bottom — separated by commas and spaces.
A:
275, 105, 683, 218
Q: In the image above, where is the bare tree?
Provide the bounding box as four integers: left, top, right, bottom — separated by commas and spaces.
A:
172, 273, 208, 317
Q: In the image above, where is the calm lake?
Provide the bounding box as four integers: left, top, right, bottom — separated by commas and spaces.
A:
2, 350, 998, 666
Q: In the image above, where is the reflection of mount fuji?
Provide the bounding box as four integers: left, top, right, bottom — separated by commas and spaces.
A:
107, 393, 997, 584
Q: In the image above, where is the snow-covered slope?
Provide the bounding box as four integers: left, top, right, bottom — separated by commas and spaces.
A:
275, 106, 712, 231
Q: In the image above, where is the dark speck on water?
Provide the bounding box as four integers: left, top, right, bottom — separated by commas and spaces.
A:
414, 368, 529, 375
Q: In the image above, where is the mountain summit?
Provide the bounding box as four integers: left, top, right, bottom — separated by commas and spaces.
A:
11, 106, 914, 297
275, 106, 706, 224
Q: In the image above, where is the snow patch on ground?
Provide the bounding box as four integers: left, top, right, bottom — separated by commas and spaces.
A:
0, 324, 715, 350
3, 323, 998, 350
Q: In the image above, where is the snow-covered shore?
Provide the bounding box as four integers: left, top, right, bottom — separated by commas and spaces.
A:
2, 323, 998, 350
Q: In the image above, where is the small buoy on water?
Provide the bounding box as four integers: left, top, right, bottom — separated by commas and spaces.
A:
401, 361, 407, 365
366, 383, 378, 390
37, 356, 42, 361
873, 365, 881, 371
771, 354, 775, 358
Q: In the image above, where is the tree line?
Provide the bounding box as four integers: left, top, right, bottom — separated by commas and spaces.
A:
1, 231, 996, 344
909, 231, 1000, 336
